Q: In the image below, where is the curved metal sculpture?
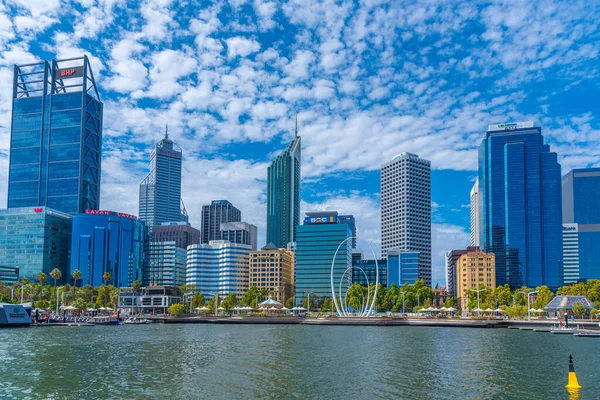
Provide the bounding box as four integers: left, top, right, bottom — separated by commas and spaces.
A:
331, 236, 378, 317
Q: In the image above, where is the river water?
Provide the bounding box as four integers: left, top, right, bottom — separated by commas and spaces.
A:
0, 324, 598, 399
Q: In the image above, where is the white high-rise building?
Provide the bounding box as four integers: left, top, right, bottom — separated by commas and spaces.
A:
562, 223, 580, 284
186, 241, 251, 298
470, 179, 481, 247
381, 153, 431, 287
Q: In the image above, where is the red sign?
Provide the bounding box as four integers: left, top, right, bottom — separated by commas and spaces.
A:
54, 66, 84, 80
33, 208, 43, 213
115, 212, 137, 220
158, 149, 181, 158
84, 210, 137, 219
85, 210, 111, 216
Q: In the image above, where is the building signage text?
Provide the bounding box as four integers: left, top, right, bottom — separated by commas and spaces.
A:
54, 66, 84, 80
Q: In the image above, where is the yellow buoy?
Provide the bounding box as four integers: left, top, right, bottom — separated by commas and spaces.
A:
565, 354, 582, 390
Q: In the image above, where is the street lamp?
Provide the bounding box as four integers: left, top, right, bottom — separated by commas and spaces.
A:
305, 291, 313, 317
55, 286, 64, 315
207, 292, 221, 316
400, 291, 407, 316
520, 290, 538, 321
472, 287, 487, 317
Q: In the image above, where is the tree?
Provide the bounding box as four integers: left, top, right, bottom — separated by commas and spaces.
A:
102, 272, 112, 286
50, 268, 62, 300
221, 293, 237, 313
71, 269, 82, 295
590, 308, 598, 321
572, 302, 586, 319
132, 280, 142, 292
285, 297, 294, 309
192, 293, 205, 308
168, 303, 185, 317
533, 286, 554, 309
241, 286, 260, 308
37, 272, 47, 286
320, 298, 333, 313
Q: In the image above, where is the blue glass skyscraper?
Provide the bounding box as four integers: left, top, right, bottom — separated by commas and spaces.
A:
8, 56, 102, 214
139, 130, 187, 232
267, 129, 301, 249
479, 122, 563, 289
562, 168, 600, 282
70, 210, 146, 287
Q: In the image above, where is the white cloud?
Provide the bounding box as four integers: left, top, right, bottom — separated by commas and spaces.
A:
225, 37, 261, 58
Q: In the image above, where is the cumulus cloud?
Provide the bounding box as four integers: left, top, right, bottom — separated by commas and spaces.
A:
225, 37, 261, 58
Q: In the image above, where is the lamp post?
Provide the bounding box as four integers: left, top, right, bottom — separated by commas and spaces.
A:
472, 287, 487, 317
305, 291, 313, 318
400, 291, 407, 316
520, 290, 538, 321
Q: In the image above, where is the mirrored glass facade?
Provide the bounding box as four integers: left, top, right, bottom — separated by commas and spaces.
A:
562, 168, 600, 282
267, 135, 301, 249
479, 123, 563, 289
8, 57, 102, 215
0, 207, 72, 282
70, 211, 146, 287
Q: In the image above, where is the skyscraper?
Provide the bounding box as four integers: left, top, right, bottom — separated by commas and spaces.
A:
249, 243, 295, 303
294, 211, 352, 306
152, 222, 200, 250
220, 221, 258, 250
8, 56, 102, 214
201, 200, 241, 244
470, 179, 481, 247
381, 153, 432, 286
267, 128, 301, 249
479, 121, 563, 289
562, 168, 600, 282
139, 129, 187, 232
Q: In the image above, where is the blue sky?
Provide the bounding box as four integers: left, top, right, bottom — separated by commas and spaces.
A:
0, 0, 599, 285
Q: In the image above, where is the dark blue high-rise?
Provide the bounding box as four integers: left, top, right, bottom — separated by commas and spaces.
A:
479, 122, 563, 289
8, 56, 102, 214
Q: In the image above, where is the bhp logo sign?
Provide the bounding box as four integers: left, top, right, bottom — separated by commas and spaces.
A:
61, 69, 76, 77
33, 208, 43, 213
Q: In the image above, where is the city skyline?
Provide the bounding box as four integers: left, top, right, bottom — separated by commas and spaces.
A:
1, 2, 599, 286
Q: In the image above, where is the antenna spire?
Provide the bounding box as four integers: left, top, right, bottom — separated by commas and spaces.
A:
294, 111, 298, 138
165, 124, 169, 139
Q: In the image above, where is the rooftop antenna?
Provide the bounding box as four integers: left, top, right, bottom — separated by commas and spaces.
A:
294, 111, 298, 138
165, 124, 169, 139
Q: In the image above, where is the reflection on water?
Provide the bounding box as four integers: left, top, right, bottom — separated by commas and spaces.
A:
0, 325, 599, 399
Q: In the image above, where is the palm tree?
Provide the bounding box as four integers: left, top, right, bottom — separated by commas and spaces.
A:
102, 272, 112, 286
50, 268, 62, 289
72, 269, 82, 296
36, 272, 47, 302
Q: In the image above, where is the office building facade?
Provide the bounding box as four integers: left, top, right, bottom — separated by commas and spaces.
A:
456, 249, 496, 313
470, 179, 481, 247
201, 200, 241, 244
70, 210, 146, 287
186, 241, 251, 298
479, 121, 563, 289
562, 224, 580, 284
445, 248, 472, 297
152, 222, 200, 250
294, 212, 352, 305
221, 221, 258, 250
562, 168, 600, 282
144, 241, 186, 287
267, 134, 301, 249
249, 243, 295, 303
387, 251, 420, 287
0, 266, 20, 285
381, 153, 432, 286
0, 207, 71, 282
352, 258, 387, 288
8, 56, 102, 214
139, 130, 187, 232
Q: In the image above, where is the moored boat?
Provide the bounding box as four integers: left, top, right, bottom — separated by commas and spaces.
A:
88, 316, 120, 325
123, 317, 151, 324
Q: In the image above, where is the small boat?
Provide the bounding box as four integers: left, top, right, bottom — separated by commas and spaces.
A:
88, 316, 120, 326
574, 330, 600, 337
550, 324, 577, 334
123, 317, 151, 324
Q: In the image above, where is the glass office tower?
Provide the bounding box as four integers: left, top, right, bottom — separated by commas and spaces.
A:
70, 210, 146, 287
562, 168, 600, 282
267, 133, 301, 249
479, 121, 563, 289
8, 56, 102, 214
139, 130, 187, 232
201, 200, 242, 244
294, 212, 352, 306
